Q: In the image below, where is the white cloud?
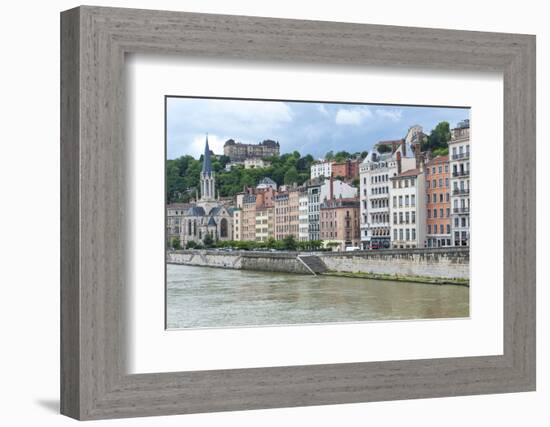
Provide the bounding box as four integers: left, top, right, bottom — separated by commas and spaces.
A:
188, 133, 226, 158
317, 104, 330, 117
335, 107, 372, 125
375, 108, 403, 122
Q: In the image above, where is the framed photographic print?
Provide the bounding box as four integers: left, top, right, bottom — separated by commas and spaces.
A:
61, 5, 536, 420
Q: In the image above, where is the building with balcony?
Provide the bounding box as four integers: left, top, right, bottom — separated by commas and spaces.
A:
298, 189, 309, 241
389, 167, 426, 249
449, 120, 471, 246
359, 140, 416, 249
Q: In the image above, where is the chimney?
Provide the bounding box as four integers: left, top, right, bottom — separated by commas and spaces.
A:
396, 151, 402, 175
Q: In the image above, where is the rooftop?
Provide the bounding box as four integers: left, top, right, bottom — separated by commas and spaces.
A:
392, 168, 422, 178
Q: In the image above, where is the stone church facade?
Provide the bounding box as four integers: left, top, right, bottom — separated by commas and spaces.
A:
179, 136, 234, 246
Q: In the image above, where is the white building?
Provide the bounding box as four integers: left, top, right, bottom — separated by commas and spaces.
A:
359, 142, 416, 249
449, 120, 471, 246
320, 179, 357, 201
389, 167, 426, 249
298, 191, 309, 241
310, 160, 332, 179
244, 157, 270, 169
233, 208, 242, 241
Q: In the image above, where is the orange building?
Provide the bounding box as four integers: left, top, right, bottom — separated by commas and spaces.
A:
331, 158, 361, 180
425, 155, 451, 247
319, 197, 361, 250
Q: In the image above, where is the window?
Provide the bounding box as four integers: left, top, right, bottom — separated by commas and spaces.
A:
405, 212, 410, 223
447, 224, 451, 234
393, 212, 397, 224
432, 193, 437, 203
440, 224, 444, 234
412, 211, 416, 224
404, 179, 409, 188
411, 195, 415, 206
440, 208, 444, 218
393, 229, 397, 240
432, 167, 436, 174
432, 179, 437, 188
438, 165, 442, 173
399, 212, 403, 224
427, 181, 430, 189
399, 196, 403, 207
427, 210, 431, 218
433, 209, 437, 218
439, 178, 443, 187
446, 208, 450, 217
445, 164, 449, 172
439, 193, 444, 203
412, 229, 416, 240
445, 178, 449, 187
405, 195, 409, 206
406, 229, 410, 241
427, 224, 431, 234
399, 229, 403, 240
393, 196, 397, 208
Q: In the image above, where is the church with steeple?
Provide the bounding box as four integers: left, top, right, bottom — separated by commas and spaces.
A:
178, 135, 235, 246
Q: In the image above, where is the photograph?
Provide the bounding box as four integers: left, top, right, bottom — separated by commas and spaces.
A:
165, 97, 471, 329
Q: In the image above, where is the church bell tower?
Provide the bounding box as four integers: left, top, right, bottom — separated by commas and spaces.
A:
200, 135, 215, 201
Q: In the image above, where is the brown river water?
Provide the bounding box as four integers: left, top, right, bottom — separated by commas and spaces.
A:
166, 264, 469, 329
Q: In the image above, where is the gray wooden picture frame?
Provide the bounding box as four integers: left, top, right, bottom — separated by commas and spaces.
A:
60, 5, 536, 421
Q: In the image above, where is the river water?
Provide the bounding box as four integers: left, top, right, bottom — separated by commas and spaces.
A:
166, 264, 469, 329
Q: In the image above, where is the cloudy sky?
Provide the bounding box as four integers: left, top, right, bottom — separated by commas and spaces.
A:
166, 97, 470, 160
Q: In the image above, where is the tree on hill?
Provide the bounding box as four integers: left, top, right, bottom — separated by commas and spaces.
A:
283, 166, 299, 185
423, 121, 451, 152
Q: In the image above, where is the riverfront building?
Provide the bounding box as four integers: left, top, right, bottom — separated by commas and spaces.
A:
166, 203, 190, 247
298, 189, 309, 241
449, 120, 471, 246
389, 167, 426, 249
425, 155, 452, 247
359, 140, 416, 250
320, 198, 361, 250
307, 179, 322, 241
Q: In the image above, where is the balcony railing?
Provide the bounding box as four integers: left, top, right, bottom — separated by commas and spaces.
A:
452, 170, 470, 177
453, 207, 470, 214
451, 152, 470, 160
452, 188, 470, 195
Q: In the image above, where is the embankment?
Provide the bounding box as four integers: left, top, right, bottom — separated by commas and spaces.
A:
167, 247, 469, 284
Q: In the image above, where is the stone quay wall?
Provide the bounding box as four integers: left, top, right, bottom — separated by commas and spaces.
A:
316, 247, 469, 279
167, 247, 469, 280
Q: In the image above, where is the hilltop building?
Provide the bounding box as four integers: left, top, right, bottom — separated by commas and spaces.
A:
223, 139, 280, 161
